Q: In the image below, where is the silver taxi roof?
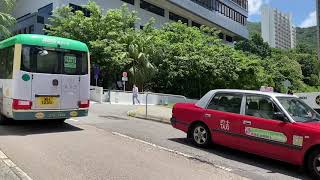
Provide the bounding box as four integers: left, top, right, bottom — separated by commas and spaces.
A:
209, 89, 295, 98
196, 89, 298, 123
196, 89, 296, 109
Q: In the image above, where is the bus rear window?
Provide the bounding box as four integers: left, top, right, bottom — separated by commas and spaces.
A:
21, 45, 88, 75
36, 51, 60, 74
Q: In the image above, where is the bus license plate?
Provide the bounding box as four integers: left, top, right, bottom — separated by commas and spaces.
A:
37, 97, 59, 108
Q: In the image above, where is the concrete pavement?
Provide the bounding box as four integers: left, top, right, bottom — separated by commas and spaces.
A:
0, 104, 247, 180
0, 158, 20, 180
128, 105, 172, 124
0, 103, 312, 180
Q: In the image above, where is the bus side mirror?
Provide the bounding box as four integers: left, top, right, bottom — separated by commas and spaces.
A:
38, 50, 48, 56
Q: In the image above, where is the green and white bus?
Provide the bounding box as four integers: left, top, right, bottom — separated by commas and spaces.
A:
0, 34, 90, 123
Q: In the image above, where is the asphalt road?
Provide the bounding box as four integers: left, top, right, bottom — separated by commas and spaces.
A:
0, 103, 313, 180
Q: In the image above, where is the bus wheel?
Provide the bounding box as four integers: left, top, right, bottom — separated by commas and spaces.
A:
0, 115, 10, 125
56, 119, 66, 123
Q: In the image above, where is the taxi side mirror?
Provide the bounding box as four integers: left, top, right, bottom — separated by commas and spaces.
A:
273, 112, 289, 122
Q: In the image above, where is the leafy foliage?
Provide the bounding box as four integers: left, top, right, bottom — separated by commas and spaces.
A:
247, 21, 261, 38
47, 2, 320, 98
0, 0, 16, 39
296, 26, 317, 52
235, 33, 271, 59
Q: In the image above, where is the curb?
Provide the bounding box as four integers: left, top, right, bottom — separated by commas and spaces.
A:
0, 150, 32, 180
127, 110, 171, 125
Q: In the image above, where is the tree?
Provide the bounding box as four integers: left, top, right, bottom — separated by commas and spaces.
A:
119, 25, 157, 90
47, 2, 141, 88
0, 0, 15, 39
263, 50, 304, 92
47, 2, 319, 96
235, 33, 272, 59
149, 22, 269, 98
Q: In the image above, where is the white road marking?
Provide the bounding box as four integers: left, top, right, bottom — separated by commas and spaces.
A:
0, 151, 7, 159
112, 132, 232, 172
0, 149, 33, 180
68, 118, 79, 122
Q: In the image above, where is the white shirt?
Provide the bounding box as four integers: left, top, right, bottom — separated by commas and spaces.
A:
133, 87, 139, 96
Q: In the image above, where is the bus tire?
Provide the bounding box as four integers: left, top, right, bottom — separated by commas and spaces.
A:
56, 119, 66, 123
0, 115, 10, 125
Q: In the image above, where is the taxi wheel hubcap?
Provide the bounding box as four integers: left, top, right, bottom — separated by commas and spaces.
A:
193, 126, 207, 145
313, 155, 320, 175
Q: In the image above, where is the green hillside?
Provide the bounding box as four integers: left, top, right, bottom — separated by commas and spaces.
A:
296, 26, 317, 50
247, 21, 317, 51
247, 21, 261, 37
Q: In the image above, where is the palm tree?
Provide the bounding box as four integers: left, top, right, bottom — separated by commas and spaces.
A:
0, 0, 16, 38
121, 29, 157, 91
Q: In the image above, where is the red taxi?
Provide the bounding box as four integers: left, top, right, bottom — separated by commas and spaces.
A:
171, 89, 320, 178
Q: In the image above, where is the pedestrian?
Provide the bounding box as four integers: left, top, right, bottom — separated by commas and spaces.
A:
132, 84, 140, 105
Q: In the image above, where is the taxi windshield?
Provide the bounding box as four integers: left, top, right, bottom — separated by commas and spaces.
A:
277, 97, 320, 123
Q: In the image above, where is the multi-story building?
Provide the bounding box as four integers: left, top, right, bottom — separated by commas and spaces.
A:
317, 0, 320, 60
261, 5, 296, 49
13, 0, 249, 43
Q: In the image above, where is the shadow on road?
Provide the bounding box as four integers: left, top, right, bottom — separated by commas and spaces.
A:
169, 138, 311, 180
0, 121, 83, 136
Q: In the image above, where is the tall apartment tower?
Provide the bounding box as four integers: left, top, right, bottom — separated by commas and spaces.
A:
261, 5, 296, 49
317, 0, 320, 60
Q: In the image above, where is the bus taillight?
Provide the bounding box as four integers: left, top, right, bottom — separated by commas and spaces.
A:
79, 100, 90, 108
12, 99, 32, 110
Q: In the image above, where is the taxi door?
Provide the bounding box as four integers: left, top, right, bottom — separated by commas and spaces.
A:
239, 95, 296, 161
203, 93, 244, 149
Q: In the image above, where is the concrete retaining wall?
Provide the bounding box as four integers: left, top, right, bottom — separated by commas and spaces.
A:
90, 88, 198, 105
90, 86, 103, 103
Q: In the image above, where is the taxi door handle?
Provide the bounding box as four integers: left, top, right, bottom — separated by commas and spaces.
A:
204, 114, 212, 118
243, 120, 251, 125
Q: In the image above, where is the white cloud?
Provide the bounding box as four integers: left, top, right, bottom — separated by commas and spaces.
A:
300, 11, 317, 28
248, 0, 264, 16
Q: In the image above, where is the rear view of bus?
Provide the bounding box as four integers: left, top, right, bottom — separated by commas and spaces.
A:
0, 34, 90, 123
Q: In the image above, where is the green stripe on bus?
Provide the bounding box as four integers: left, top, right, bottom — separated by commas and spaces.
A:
0, 34, 89, 52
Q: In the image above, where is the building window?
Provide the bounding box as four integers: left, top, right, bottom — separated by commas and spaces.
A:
28, 25, 35, 34
192, 21, 202, 28
169, 12, 188, 24
215, 1, 247, 25
190, 0, 214, 10
140, 0, 165, 17
37, 16, 44, 24
231, 0, 248, 10
218, 33, 224, 40
69, 3, 91, 17
226, 35, 233, 42
121, 0, 134, 5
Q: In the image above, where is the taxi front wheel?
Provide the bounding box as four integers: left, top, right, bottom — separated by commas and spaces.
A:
190, 123, 211, 148
307, 148, 320, 179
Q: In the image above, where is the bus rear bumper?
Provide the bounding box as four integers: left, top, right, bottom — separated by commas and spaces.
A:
12, 109, 88, 120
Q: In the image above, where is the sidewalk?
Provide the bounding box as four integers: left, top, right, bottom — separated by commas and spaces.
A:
128, 105, 172, 124
0, 159, 21, 180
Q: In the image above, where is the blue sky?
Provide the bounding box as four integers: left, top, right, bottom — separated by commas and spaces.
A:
248, 0, 316, 27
